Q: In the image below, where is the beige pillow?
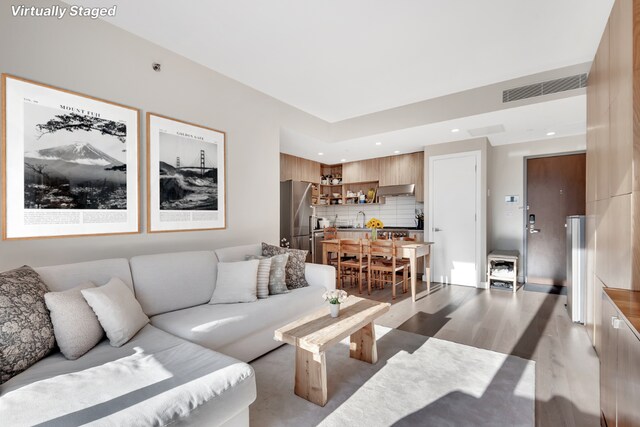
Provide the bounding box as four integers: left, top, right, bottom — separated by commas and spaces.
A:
45, 283, 104, 360
245, 255, 271, 299
209, 260, 260, 304
81, 278, 149, 347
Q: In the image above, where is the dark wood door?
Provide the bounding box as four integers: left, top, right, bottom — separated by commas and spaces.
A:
526, 154, 585, 285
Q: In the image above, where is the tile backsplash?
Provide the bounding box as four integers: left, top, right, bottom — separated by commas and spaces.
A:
315, 196, 424, 228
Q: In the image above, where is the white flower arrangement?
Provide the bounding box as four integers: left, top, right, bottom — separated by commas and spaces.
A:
322, 289, 348, 305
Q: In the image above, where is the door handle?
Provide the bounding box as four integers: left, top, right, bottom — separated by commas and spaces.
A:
529, 228, 540, 234
612, 316, 621, 329
434, 228, 443, 232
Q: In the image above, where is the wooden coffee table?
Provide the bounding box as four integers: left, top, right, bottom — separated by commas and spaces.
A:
274, 296, 390, 406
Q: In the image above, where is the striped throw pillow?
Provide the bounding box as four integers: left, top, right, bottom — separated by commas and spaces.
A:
246, 255, 272, 299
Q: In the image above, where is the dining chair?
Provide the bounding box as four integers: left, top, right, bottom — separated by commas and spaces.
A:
367, 240, 408, 299
338, 239, 367, 294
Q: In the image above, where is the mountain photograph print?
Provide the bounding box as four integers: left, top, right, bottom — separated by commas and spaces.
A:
147, 113, 226, 233
23, 103, 128, 210
2, 75, 140, 239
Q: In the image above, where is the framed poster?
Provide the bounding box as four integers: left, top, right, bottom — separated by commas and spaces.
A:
147, 113, 226, 232
2, 75, 140, 239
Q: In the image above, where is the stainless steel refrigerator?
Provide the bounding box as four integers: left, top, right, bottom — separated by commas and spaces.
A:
280, 180, 314, 261
566, 215, 586, 324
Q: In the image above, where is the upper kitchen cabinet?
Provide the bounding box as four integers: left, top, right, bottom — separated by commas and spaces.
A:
342, 158, 380, 183
280, 153, 320, 183
380, 152, 424, 202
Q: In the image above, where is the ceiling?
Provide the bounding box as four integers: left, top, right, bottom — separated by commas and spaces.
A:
79, 0, 611, 122
281, 95, 586, 165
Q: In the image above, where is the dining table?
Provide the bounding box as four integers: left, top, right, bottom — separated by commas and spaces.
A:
321, 239, 434, 302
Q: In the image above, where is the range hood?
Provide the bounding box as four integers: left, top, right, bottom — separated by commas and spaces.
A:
376, 184, 415, 198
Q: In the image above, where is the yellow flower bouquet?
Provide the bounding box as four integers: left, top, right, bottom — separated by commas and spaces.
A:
365, 218, 384, 229
365, 217, 384, 240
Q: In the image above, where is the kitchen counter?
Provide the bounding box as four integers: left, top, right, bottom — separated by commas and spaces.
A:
604, 288, 640, 340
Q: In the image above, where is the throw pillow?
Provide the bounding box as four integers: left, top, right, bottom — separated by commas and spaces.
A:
44, 283, 104, 360
245, 255, 271, 299
262, 243, 309, 289
268, 253, 289, 295
209, 260, 260, 304
81, 278, 149, 347
0, 266, 55, 384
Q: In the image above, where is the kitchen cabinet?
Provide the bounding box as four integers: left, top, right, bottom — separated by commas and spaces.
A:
342, 158, 380, 183
600, 289, 640, 427
280, 153, 320, 183
586, 0, 640, 356
379, 152, 424, 202
281, 151, 424, 203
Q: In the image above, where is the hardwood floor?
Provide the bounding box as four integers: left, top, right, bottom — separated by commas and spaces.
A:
344, 280, 600, 426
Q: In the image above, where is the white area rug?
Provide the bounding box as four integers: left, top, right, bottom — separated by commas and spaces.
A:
250, 326, 535, 427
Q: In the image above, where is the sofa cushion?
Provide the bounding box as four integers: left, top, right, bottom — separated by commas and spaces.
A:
0, 266, 56, 384
209, 260, 259, 304
215, 244, 262, 262
150, 285, 326, 354
130, 251, 217, 316
262, 243, 309, 289
0, 325, 256, 427
34, 258, 134, 292
82, 278, 149, 347
44, 283, 104, 360
267, 253, 289, 295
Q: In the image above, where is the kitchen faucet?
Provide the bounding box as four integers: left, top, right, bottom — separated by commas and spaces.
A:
355, 211, 366, 228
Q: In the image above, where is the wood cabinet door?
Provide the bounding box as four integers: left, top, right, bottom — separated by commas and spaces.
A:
600, 296, 618, 426
380, 154, 420, 187
595, 22, 611, 202
617, 321, 640, 427
343, 158, 380, 183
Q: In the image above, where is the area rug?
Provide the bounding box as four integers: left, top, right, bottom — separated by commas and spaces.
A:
250, 326, 535, 427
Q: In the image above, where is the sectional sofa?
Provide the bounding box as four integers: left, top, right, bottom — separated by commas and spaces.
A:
0, 243, 336, 426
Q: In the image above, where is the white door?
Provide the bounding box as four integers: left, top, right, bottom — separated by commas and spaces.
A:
429, 151, 480, 287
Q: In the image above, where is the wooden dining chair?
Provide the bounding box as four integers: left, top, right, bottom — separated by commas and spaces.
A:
338, 239, 367, 294
367, 240, 408, 299
324, 226, 340, 269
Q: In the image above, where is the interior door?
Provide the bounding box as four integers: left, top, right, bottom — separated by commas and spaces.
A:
526, 154, 585, 285
430, 152, 478, 287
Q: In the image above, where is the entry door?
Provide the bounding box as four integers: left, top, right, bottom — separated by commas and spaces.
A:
525, 154, 585, 285
430, 151, 479, 287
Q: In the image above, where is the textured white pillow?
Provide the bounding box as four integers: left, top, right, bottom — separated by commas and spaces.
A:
44, 283, 104, 360
209, 260, 260, 304
81, 278, 149, 347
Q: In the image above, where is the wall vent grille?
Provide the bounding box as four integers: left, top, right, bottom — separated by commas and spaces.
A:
502, 73, 587, 103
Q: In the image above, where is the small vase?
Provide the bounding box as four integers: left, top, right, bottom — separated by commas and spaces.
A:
329, 303, 340, 318
371, 228, 377, 241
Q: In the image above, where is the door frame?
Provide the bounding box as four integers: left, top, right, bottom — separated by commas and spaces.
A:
428, 150, 482, 287
522, 151, 586, 284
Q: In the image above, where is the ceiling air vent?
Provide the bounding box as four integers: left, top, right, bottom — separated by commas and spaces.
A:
502, 73, 587, 103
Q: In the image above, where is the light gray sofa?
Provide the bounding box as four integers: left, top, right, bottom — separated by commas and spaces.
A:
0, 244, 335, 426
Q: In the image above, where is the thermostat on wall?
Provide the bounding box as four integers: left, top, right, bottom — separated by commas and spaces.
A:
505, 195, 519, 203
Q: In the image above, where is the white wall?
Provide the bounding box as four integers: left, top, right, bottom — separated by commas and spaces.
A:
488, 135, 586, 280
315, 196, 423, 228
0, 5, 327, 271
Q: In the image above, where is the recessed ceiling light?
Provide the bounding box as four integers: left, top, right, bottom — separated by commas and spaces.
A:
341, 158, 347, 162
394, 150, 400, 154
375, 142, 382, 146
318, 152, 324, 156
451, 128, 460, 133
546, 131, 556, 136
